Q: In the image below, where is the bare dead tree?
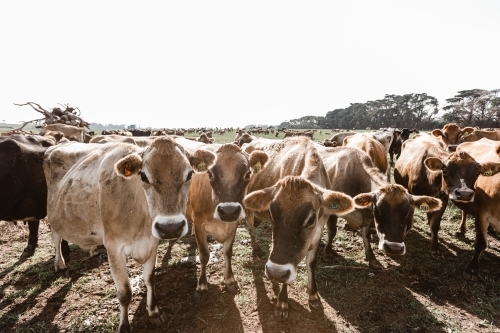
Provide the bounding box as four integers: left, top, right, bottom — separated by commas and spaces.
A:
14, 102, 90, 129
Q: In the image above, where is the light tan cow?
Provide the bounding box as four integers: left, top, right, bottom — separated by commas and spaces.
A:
43, 137, 216, 332
242, 137, 355, 319
431, 123, 474, 151
343, 133, 390, 181
90, 134, 157, 147
40, 123, 85, 142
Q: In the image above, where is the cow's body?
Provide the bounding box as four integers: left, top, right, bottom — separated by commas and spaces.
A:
0, 134, 69, 259
460, 129, 500, 143
43, 137, 215, 332
90, 134, 157, 147
394, 135, 491, 257
388, 128, 418, 164
343, 133, 390, 181
242, 137, 355, 318
316, 145, 441, 269
40, 123, 85, 142
179, 139, 268, 303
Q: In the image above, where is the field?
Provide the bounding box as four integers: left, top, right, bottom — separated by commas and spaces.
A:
1, 131, 499, 333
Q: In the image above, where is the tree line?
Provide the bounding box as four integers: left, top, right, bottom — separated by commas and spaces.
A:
278, 89, 500, 130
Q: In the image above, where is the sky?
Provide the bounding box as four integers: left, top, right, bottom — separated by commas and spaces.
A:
1, 1, 499, 128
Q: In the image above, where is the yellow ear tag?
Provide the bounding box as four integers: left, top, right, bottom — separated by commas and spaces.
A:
420, 203, 429, 212
253, 162, 261, 174
483, 169, 493, 176
198, 162, 207, 172
462, 132, 469, 137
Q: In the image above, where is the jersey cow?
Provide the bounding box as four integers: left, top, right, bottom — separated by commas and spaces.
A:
343, 133, 390, 182
176, 138, 269, 303
43, 137, 215, 332
431, 123, 474, 152
242, 137, 356, 319
40, 123, 85, 142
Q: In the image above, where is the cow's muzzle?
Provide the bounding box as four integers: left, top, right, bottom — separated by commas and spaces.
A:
214, 202, 245, 222
152, 214, 188, 240
447, 145, 458, 152
380, 240, 406, 255
264, 260, 297, 283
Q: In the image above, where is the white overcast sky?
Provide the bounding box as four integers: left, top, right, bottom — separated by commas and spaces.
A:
1, 1, 499, 128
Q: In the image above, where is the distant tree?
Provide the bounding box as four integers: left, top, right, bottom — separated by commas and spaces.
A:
442, 89, 500, 127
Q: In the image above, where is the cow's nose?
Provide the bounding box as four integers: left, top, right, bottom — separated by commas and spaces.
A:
454, 188, 474, 201
265, 263, 291, 283
153, 218, 187, 239
216, 204, 242, 222
447, 145, 458, 152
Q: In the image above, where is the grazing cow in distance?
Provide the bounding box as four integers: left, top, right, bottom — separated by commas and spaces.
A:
431, 123, 474, 151
43, 137, 216, 332
394, 135, 491, 258
242, 137, 355, 319
0, 134, 70, 260
453, 138, 500, 280
177, 138, 269, 303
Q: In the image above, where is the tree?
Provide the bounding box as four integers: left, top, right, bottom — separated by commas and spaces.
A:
442, 89, 500, 127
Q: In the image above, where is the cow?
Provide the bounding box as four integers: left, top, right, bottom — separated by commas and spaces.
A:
0, 134, 69, 260
460, 129, 500, 143
343, 133, 390, 182
242, 137, 356, 319
90, 134, 157, 147
388, 128, 418, 165
43, 137, 216, 332
451, 138, 500, 280
183, 132, 215, 144
177, 138, 269, 303
430, 123, 474, 152
40, 123, 85, 142
394, 134, 490, 258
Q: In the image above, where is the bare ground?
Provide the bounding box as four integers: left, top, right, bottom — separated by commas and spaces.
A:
0, 203, 499, 333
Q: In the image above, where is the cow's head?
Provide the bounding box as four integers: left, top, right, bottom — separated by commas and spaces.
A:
243, 176, 354, 283
431, 123, 474, 152
354, 184, 441, 255
424, 151, 500, 202
115, 136, 216, 239
207, 144, 268, 222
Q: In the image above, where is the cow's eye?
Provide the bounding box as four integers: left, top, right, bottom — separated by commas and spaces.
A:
139, 171, 149, 184
207, 170, 214, 180
186, 170, 194, 182
244, 170, 252, 180
305, 214, 315, 227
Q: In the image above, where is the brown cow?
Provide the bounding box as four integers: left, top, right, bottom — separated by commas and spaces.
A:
181, 141, 268, 303
242, 137, 355, 319
394, 135, 491, 258
44, 137, 216, 332
40, 123, 85, 142
431, 123, 474, 151
343, 133, 390, 182
452, 138, 500, 280
460, 129, 500, 143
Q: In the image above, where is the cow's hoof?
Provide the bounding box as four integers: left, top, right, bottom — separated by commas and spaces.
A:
323, 247, 336, 263
463, 270, 479, 281
118, 322, 131, 333
369, 259, 383, 270
63, 269, 70, 278
430, 251, 443, 260
194, 289, 208, 304
225, 282, 239, 295
274, 303, 289, 320
20, 245, 36, 259
309, 299, 323, 310
149, 311, 167, 326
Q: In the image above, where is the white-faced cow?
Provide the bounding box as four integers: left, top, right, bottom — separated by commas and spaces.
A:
0, 134, 70, 260
43, 137, 216, 332
242, 137, 355, 319
176, 137, 269, 303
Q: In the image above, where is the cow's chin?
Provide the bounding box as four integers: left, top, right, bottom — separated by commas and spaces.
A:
449, 195, 475, 203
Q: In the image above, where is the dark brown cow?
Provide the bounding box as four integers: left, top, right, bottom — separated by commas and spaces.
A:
431, 123, 474, 152
388, 128, 418, 165
0, 134, 70, 260
452, 138, 500, 280
317, 145, 441, 269
242, 137, 355, 319
182, 141, 268, 303
394, 135, 491, 257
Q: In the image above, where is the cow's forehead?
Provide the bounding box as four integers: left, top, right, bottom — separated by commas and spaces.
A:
446, 151, 478, 166
376, 184, 410, 205
443, 124, 461, 137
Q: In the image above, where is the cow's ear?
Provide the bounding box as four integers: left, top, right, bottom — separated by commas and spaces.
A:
424, 157, 445, 172
479, 162, 500, 177
249, 150, 269, 174
209, 138, 215, 143
431, 129, 443, 137
243, 187, 275, 212
115, 153, 143, 179
321, 190, 355, 216
189, 149, 216, 173
462, 127, 474, 136
410, 195, 442, 212
353, 192, 375, 209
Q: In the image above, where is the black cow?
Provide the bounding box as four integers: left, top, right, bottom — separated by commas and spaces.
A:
388, 128, 418, 165
0, 134, 69, 260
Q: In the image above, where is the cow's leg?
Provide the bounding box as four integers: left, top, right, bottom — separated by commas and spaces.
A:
223, 224, 239, 294
142, 247, 167, 326
51, 231, 69, 276
389, 151, 395, 166
428, 195, 448, 259
361, 225, 383, 270
108, 248, 132, 333
194, 224, 210, 303
61, 240, 70, 263
306, 240, 323, 310
20, 219, 39, 259
456, 211, 467, 237
323, 215, 337, 261
246, 210, 263, 255
463, 217, 489, 281
275, 283, 289, 320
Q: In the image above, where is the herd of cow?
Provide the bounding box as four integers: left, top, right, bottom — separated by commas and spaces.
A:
1, 122, 500, 332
